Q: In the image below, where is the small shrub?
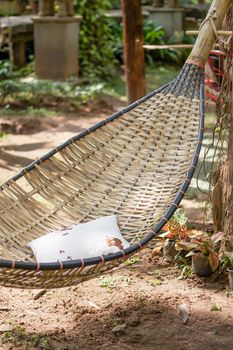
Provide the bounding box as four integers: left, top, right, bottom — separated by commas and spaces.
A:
0, 60, 106, 108
109, 19, 183, 65
75, 0, 116, 81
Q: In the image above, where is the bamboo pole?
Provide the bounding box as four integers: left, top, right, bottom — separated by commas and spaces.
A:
143, 44, 219, 50
144, 44, 194, 50
186, 30, 233, 36
187, 0, 232, 67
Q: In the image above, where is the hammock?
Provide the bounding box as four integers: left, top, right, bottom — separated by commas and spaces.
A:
0, 0, 230, 289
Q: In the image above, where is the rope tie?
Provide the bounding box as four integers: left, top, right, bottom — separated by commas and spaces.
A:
219, 34, 233, 52
200, 6, 233, 52
199, 7, 218, 39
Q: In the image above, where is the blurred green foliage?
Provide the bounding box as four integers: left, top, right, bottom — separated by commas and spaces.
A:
75, 0, 116, 81
0, 60, 106, 108
109, 19, 194, 66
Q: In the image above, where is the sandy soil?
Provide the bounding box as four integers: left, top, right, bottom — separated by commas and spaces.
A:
0, 253, 232, 350
0, 108, 232, 350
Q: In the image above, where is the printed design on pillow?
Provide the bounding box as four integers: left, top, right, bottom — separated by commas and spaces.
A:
106, 237, 124, 251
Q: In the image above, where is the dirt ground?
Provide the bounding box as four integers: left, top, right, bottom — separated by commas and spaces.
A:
0, 106, 232, 350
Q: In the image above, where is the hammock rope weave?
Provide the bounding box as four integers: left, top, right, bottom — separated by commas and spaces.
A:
0, 63, 204, 288
0, 0, 230, 288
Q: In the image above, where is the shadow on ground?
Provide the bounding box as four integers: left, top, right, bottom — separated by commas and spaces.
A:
0, 149, 34, 170
1, 290, 232, 350
0, 253, 232, 350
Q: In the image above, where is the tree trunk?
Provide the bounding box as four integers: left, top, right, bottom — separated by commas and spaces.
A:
213, 123, 233, 245
121, 0, 146, 104
218, 113, 233, 239
223, 125, 233, 240
212, 5, 233, 244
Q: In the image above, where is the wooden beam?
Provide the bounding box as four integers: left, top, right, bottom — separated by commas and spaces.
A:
186, 30, 233, 36
144, 44, 194, 49
144, 43, 219, 50
121, 0, 146, 104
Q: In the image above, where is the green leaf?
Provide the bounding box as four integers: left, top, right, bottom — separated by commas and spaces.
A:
123, 256, 140, 266
225, 251, 233, 266
225, 251, 233, 259
170, 208, 188, 226
210, 304, 222, 311
148, 279, 162, 286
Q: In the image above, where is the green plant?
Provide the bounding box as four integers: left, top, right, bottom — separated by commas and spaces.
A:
0, 326, 50, 349
123, 256, 140, 266
0, 60, 106, 108
0, 60, 22, 102
167, 31, 195, 64
114, 275, 132, 286
108, 21, 124, 63
143, 21, 169, 65
0, 60, 13, 80
177, 263, 192, 279
163, 208, 189, 240
153, 208, 189, 255
143, 21, 191, 65
210, 304, 222, 312
224, 251, 233, 268
75, 0, 115, 81
98, 276, 117, 290
109, 19, 182, 65
0, 131, 8, 138
110, 0, 122, 9
148, 278, 163, 286
224, 289, 233, 297
177, 231, 225, 272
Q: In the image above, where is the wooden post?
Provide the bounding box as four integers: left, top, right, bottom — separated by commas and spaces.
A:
121, 0, 146, 104
14, 40, 26, 68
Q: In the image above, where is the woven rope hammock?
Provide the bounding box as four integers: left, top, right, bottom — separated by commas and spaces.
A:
0, 0, 230, 289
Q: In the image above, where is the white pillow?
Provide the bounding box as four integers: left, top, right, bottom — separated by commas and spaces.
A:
27, 215, 130, 263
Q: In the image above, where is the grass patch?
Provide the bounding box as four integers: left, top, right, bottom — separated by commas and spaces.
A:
0, 106, 57, 118
98, 276, 117, 291
0, 131, 8, 138
205, 112, 216, 130
210, 304, 222, 312
0, 326, 50, 349
108, 64, 180, 99
146, 64, 180, 92
123, 256, 141, 266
